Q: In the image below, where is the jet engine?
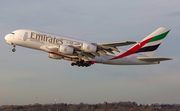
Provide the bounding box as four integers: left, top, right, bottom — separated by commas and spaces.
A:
49, 53, 62, 59
59, 45, 74, 54
81, 43, 97, 53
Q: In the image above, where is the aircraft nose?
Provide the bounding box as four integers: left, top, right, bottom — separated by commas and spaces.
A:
4, 34, 12, 45
4, 34, 9, 41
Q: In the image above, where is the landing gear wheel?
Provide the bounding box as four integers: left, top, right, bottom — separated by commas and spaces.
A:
78, 64, 81, 67
71, 63, 75, 66
72, 60, 92, 67
12, 44, 16, 52
12, 48, 16, 52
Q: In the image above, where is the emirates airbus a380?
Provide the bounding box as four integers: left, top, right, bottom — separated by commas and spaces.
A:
5, 27, 172, 67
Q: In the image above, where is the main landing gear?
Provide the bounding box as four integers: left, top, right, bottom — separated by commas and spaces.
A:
12, 44, 16, 52
71, 60, 92, 67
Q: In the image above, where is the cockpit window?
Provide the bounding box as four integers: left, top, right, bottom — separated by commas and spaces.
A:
11, 33, 15, 35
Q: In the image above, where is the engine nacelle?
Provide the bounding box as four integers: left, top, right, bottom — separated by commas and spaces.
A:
81, 43, 97, 53
49, 53, 62, 59
59, 45, 74, 54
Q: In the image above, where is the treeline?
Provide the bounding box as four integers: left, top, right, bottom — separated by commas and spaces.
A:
0, 101, 180, 111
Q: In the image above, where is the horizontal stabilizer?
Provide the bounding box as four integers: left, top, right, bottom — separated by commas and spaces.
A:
136, 57, 172, 62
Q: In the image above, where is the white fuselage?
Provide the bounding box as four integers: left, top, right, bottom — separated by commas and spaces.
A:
5, 29, 158, 65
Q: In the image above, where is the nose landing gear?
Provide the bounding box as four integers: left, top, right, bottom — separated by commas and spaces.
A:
12, 44, 16, 52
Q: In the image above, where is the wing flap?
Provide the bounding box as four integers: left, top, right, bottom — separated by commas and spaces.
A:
97, 41, 136, 47
136, 57, 172, 62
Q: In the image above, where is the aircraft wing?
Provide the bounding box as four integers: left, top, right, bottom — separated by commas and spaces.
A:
40, 45, 59, 52
94, 41, 136, 53
40, 45, 95, 61
136, 57, 172, 62
39, 41, 137, 62
97, 41, 136, 47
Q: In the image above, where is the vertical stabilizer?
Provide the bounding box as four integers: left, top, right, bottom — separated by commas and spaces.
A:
110, 27, 170, 60
135, 27, 170, 56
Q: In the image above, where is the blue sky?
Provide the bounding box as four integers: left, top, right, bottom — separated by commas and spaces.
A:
0, 0, 180, 105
